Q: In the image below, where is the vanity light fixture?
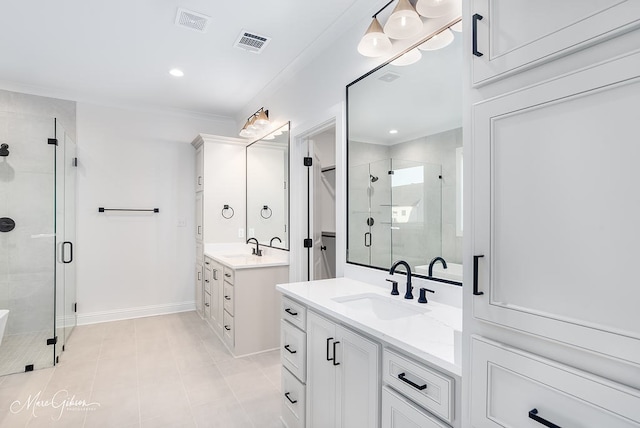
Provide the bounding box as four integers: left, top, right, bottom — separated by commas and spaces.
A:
418, 28, 454, 51
391, 48, 422, 66
383, 0, 423, 40
357, 17, 393, 57
239, 107, 270, 138
416, 0, 460, 18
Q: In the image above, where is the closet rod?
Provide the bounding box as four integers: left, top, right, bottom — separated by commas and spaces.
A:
98, 207, 160, 213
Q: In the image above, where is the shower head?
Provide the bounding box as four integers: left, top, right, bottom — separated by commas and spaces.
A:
370, 174, 378, 182
0, 144, 8, 157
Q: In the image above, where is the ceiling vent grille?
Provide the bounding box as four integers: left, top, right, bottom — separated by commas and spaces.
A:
175, 8, 210, 33
234, 30, 271, 53
378, 72, 401, 83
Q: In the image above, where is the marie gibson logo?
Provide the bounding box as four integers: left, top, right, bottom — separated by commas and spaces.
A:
10, 389, 100, 420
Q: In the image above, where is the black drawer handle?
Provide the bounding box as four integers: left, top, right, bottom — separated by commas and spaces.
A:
398, 372, 427, 390
529, 409, 561, 428
205, 261, 210, 265
224, 325, 231, 331
473, 255, 485, 295
284, 392, 297, 404
284, 344, 297, 354
332, 341, 340, 366
224, 296, 231, 300
62, 241, 73, 264
225, 273, 231, 278
472, 13, 483, 57
204, 303, 210, 307
326, 337, 334, 361
285, 308, 298, 316
205, 280, 209, 283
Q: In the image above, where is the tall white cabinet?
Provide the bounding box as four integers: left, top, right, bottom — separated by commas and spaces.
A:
464, 2, 640, 427
192, 134, 246, 316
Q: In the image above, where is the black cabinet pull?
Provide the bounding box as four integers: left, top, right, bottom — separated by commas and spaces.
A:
284, 344, 297, 354
205, 261, 210, 265
204, 303, 210, 307
326, 337, 334, 361
213, 270, 218, 280
224, 295, 231, 300
332, 341, 340, 366
225, 273, 231, 278
224, 325, 231, 331
285, 308, 298, 316
472, 13, 483, 57
398, 372, 427, 390
62, 241, 73, 264
364, 232, 372, 247
284, 392, 297, 404
473, 255, 485, 296
205, 280, 209, 283
529, 408, 561, 428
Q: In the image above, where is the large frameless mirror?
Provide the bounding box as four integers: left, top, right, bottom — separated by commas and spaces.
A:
347, 24, 463, 285
246, 122, 290, 250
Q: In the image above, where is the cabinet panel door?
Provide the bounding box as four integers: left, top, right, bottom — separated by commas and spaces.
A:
470, 0, 640, 84
306, 311, 337, 428
210, 262, 221, 330
472, 50, 640, 363
195, 192, 203, 241
195, 263, 203, 316
195, 146, 204, 192
382, 387, 448, 428
470, 336, 640, 427
336, 325, 380, 428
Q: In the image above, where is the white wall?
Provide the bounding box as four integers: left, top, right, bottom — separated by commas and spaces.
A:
76, 103, 235, 324
237, 5, 462, 305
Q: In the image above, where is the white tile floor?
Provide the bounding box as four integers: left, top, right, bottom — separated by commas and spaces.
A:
0, 311, 283, 427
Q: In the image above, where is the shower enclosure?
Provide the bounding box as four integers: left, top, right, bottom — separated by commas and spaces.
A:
0, 114, 76, 376
348, 158, 442, 270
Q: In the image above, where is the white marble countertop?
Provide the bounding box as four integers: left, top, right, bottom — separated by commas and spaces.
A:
204, 250, 289, 270
277, 277, 462, 376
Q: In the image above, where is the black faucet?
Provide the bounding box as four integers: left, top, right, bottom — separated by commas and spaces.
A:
246, 238, 262, 256
389, 260, 413, 299
270, 236, 282, 246
428, 257, 447, 277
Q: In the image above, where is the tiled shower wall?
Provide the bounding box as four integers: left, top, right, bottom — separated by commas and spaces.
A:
0, 89, 76, 335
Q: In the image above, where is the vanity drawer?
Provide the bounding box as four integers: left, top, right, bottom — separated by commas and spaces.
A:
281, 367, 305, 428
282, 296, 306, 331
203, 268, 211, 294
383, 348, 454, 424
223, 266, 234, 285
223, 281, 234, 315
470, 336, 640, 428
223, 310, 234, 348
281, 320, 306, 382
382, 386, 448, 428
203, 291, 211, 319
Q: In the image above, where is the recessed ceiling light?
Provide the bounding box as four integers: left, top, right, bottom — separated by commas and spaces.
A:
389, 129, 398, 134
169, 69, 184, 77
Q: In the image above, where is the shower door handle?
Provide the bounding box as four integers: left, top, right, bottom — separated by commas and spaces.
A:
62, 241, 73, 264
364, 232, 372, 247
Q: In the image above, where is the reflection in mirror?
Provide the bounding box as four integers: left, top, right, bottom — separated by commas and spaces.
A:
246, 123, 290, 250
347, 28, 462, 284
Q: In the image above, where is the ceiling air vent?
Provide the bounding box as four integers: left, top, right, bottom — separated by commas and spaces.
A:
234, 30, 271, 54
175, 8, 210, 33
378, 72, 401, 83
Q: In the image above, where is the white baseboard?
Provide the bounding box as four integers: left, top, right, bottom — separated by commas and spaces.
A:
77, 301, 195, 325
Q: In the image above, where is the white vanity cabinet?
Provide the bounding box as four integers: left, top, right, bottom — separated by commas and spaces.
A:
306, 310, 380, 428
470, 0, 640, 85
464, 2, 640, 426
206, 260, 287, 357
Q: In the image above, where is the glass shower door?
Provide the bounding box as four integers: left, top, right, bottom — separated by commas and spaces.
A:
0, 113, 56, 375
55, 122, 77, 363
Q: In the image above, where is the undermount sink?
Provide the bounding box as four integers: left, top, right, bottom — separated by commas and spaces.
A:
332, 293, 429, 321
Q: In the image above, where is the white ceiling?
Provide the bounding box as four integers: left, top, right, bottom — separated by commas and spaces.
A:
0, 0, 372, 118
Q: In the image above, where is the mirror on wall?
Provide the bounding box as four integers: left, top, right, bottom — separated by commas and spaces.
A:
347, 28, 462, 284
246, 122, 290, 250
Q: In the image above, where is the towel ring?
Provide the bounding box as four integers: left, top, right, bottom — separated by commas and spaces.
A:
261, 205, 273, 219
221, 204, 234, 219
